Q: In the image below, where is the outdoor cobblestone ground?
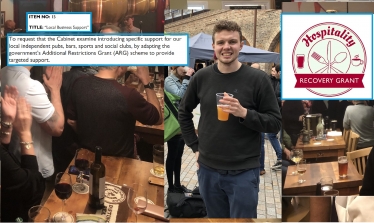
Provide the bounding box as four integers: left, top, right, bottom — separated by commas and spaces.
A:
164, 138, 282, 219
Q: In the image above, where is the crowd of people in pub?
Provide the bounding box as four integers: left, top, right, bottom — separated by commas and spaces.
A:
281, 99, 374, 198
0, 24, 163, 222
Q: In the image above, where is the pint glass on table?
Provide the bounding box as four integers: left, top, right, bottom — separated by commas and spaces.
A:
331, 120, 337, 131
153, 145, 164, 177
338, 156, 348, 178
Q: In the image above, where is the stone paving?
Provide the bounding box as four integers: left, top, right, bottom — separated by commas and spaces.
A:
164, 106, 282, 219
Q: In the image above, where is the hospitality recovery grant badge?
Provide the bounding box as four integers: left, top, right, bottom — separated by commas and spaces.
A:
293, 22, 366, 97
281, 14, 373, 99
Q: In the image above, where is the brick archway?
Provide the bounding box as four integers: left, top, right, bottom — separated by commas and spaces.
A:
242, 36, 250, 46
268, 31, 280, 53
265, 31, 280, 72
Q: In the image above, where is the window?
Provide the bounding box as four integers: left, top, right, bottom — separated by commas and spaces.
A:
221, 0, 271, 9
165, 1, 208, 21
188, 6, 204, 10
187, 1, 208, 10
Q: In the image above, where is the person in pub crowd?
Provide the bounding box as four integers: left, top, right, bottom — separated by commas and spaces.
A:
164, 66, 195, 193
1, 65, 65, 184
1, 86, 45, 221
343, 100, 374, 149
66, 66, 162, 157
178, 20, 282, 218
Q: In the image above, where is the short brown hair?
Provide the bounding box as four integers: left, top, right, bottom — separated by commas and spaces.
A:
100, 25, 121, 33
125, 15, 134, 20
212, 20, 242, 43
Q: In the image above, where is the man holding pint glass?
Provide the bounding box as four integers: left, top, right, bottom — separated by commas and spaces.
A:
178, 20, 282, 218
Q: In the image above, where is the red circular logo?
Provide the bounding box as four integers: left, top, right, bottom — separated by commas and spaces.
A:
292, 22, 366, 97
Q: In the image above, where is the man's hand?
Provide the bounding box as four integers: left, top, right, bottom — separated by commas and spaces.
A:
43, 66, 63, 92
220, 92, 247, 119
299, 115, 304, 122
135, 66, 151, 84
195, 151, 199, 169
185, 67, 195, 77
284, 148, 291, 160
67, 119, 77, 133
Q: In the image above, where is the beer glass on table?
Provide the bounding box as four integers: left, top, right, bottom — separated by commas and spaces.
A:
338, 156, 348, 178
297, 159, 307, 184
28, 205, 51, 222
152, 144, 165, 177
289, 149, 304, 175
331, 120, 337, 131
320, 177, 333, 193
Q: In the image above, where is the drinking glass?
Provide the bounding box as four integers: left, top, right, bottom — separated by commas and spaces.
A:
289, 149, 304, 175
320, 177, 333, 193
216, 93, 234, 121
338, 156, 348, 178
72, 148, 90, 194
131, 75, 140, 89
54, 172, 73, 222
28, 205, 51, 222
154, 79, 161, 92
153, 145, 165, 177
297, 159, 307, 184
156, 91, 164, 112
127, 183, 148, 222
324, 189, 339, 196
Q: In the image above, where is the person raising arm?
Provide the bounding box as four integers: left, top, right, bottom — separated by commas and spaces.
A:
1, 86, 45, 222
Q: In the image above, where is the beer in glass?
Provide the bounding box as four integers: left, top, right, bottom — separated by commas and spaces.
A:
338, 156, 348, 178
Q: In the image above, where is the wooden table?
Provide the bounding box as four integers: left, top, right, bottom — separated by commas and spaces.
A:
135, 121, 164, 145
42, 149, 164, 222
295, 135, 346, 159
283, 161, 363, 196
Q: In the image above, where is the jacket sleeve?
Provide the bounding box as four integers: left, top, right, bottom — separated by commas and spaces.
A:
359, 147, 374, 195
164, 76, 189, 98
283, 129, 294, 150
1, 146, 42, 190
276, 82, 282, 108
178, 76, 200, 153
239, 75, 282, 133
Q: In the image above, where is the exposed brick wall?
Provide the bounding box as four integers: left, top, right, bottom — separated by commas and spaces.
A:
165, 9, 281, 73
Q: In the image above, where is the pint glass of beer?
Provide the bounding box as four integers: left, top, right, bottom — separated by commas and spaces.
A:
216, 93, 233, 121
152, 145, 164, 177
338, 156, 348, 178
331, 120, 337, 131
